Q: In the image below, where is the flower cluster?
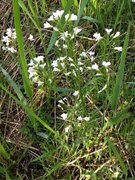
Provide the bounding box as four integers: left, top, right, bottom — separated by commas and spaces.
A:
44, 10, 77, 24
43, 10, 81, 40
28, 56, 46, 87
2, 28, 17, 53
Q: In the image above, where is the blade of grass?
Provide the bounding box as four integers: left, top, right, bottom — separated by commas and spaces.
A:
108, 139, 127, 174
82, 16, 99, 24
61, 0, 67, 8
74, 0, 79, 8
0, 143, 10, 160
89, 1, 104, 28
114, 0, 125, 29
111, 23, 130, 110
75, 0, 89, 26
12, 0, 32, 97
0, 66, 27, 105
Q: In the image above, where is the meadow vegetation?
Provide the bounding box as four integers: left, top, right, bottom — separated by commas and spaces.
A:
0, 0, 135, 179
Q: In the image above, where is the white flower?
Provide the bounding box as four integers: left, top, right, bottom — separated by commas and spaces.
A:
98, 84, 107, 93
12, 31, 16, 39
113, 31, 120, 39
73, 90, 79, 96
80, 67, 83, 72
32, 76, 39, 83
73, 27, 82, 35
91, 63, 99, 70
80, 51, 87, 57
114, 46, 123, 52
53, 10, 64, 20
38, 81, 44, 87
6, 28, 16, 39
78, 61, 83, 66
53, 27, 59, 32
53, 67, 60, 72
52, 60, 58, 68
55, 40, 59, 47
48, 10, 64, 21
131, 0, 135, 2
65, 72, 71, 76
70, 14, 77, 21
59, 56, 66, 61
28, 69, 37, 79
48, 15, 54, 21
61, 113, 68, 120
105, 28, 112, 34
65, 13, 77, 21
44, 22, 52, 29
6, 28, 12, 37
102, 61, 111, 67
84, 117, 90, 121
34, 56, 44, 63
28, 34, 34, 41
65, 14, 70, 21
63, 44, 68, 49
58, 99, 64, 104
77, 116, 83, 121
28, 60, 34, 66
60, 31, 69, 40
96, 73, 102, 76
2, 46, 7, 51
2, 36, 10, 46
39, 64, 46, 68
64, 125, 71, 133
87, 51, 95, 57
93, 32, 103, 41
60, 62, 65, 68
7, 47, 17, 53
28, 66, 35, 73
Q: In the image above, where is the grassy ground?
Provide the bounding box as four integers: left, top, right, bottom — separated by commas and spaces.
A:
0, 0, 135, 179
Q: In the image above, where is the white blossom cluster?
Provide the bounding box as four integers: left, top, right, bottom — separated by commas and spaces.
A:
28, 56, 46, 87
2, 28, 17, 53
44, 10, 78, 26
43, 10, 81, 46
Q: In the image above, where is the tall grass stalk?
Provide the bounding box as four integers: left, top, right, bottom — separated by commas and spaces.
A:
12, 0, 32, 97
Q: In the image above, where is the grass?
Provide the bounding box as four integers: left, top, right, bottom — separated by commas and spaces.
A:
0, 0, 135, 179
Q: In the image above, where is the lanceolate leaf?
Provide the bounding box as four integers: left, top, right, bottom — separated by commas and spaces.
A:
108, 139, 127, 174
111, 23, 130, 110
0, 66, 27, 105
75, 0, 89, 26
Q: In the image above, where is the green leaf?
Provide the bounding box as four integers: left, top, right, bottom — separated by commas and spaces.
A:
0, 66, 27, 105
12, 0, 32, 97
82, 16, 99, 24
75, 0, 89, 26
89, 1, 104, 28
61, 0, 67, 8
6, 173, 11, 180
111, 23, 130, 110
108, 139, 127, 174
